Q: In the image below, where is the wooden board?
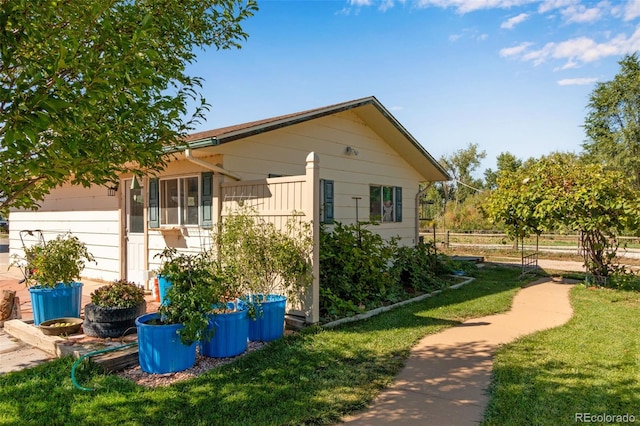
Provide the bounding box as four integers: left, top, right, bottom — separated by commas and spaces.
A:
90, 345, 139, 372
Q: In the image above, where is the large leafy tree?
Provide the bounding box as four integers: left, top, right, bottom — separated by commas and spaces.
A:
483, 151, 523, 190
439, 142, 486, 206
583, 53, 640, 190
0, 0, 257, 213
483, 153, 640, 278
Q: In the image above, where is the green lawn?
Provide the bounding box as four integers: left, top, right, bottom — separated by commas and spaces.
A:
482, 285, 640, 425
0, 264, 524, 426
1, 265, 638, 425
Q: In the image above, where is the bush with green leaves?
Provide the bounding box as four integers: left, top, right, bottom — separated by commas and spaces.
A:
90, 279, 145, 309
14, 232, 95, 288
319, 223, 457, 320
213, 208, 313, 305
319, 222, 400, 319
390, 242, 444, 293
154, 248, 223, 345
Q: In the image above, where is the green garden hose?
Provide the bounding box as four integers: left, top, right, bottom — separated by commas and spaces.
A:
71, 342, 138, 391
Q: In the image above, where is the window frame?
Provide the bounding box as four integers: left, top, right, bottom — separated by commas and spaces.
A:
158, 175, 200, 226
369, 185, 402, 223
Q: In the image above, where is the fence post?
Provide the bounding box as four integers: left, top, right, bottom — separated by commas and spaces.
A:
445, 230, 450, 248
305, 152, 320, 324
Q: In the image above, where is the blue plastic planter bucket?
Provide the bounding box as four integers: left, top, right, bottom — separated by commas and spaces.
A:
135, 312, 197, 374
246, 294, 287, 342
157, 275, 172, 305
202, 304, 249, 358
29, 282, 83, 326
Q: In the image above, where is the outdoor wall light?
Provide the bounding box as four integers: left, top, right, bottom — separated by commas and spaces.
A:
345, 146, 359, 156
107, 183, 119, 197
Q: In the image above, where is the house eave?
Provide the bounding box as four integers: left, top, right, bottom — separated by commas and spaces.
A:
178, 96, 451, 182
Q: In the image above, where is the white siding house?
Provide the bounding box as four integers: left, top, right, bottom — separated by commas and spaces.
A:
8, 96, 450, 324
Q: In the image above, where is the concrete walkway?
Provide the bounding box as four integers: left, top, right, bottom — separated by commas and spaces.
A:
341, 278, 575, 425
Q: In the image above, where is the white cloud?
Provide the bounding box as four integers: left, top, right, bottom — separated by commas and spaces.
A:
499, 42, 534, 57
623, 0, 640, 21
414, 0, 537, 14
538, 0, 577, 14
501, 26, 640, 67
449, 28, 489, 42
379, 0, 395, 11
348, 0, 373, 6
501, 13, 529, 29
557, 77, 599, 85
561, 3, 604, 23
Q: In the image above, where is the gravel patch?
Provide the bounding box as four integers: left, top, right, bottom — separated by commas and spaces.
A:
116, 340, 268, 388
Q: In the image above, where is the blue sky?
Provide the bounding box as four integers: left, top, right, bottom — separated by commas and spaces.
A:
188, 0, 640, 175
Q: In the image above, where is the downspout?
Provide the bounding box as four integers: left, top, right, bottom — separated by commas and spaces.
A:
184, 148, 242, 181
415, 183, 433, 244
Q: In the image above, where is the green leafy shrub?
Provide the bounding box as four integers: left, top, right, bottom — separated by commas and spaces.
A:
214, 208, 313, 305
390, 242, 443, 293
319, 222, 400, 320
319, 223, 460, 321
14, 232, 95, 287
589, 265, 640, 291
155, 248, 223, 345
90, 279, 145, 308
440, 257, 479, 276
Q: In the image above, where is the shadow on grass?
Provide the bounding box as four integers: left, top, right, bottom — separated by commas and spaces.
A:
482, 286, 640, 425
332, 263, 529, 335
482, 345, 640, 425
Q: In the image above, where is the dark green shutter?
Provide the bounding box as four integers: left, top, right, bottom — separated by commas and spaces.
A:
148, 178, 159, 228
322, 179, 334, 224
201, 172, 213, 228
394, 186, 402, 222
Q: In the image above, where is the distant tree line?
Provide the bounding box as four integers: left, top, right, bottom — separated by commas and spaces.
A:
424, 53, 640, 282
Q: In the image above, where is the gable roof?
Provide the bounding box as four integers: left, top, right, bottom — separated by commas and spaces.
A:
184, 96, 450, 181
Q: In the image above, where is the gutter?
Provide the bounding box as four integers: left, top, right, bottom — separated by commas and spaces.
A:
184, 149, 241, 181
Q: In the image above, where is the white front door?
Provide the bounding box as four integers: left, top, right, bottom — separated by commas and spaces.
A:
125, 179, 146, 286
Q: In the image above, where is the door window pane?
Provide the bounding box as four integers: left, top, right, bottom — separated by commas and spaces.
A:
129, 187, 144, 233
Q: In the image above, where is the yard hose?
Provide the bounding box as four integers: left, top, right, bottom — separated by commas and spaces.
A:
71, 342, 138, 391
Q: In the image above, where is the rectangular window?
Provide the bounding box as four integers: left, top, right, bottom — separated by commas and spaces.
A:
160, 176, 199, 225
182, 177, 199, 225
369, 185, 402, 223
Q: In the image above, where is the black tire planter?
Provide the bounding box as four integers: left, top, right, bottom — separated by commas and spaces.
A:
82, 302, 146, 338
83, 318, 137, 338
84, 302, 146, 323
